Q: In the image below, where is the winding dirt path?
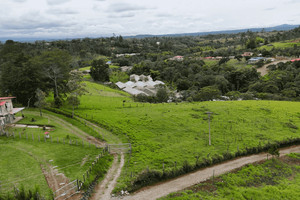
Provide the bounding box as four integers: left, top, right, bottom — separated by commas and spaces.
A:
91, 153, 125, 200
26, 111, 104, 146
119, 145, 300, 200
256, 59, 290, 76
26, 110, 125, 199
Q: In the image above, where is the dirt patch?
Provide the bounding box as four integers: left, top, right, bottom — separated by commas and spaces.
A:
256, 60, 291, 76
41, 163, 72, 199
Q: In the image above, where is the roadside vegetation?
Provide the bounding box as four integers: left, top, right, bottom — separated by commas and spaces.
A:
160, 153, 300, 200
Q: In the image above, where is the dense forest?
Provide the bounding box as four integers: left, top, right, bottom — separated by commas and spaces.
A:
1, 26, 300, 106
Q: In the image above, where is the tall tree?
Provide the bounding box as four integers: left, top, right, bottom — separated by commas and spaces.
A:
67, 70, 87, 117
34, 88, 48, 116
31, 49, 72, 106
90, 59, 109, 82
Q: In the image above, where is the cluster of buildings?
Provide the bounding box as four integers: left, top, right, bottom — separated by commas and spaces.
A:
115, 53, 140, 57
116, 74, 165, 96
0, 97, 24, 133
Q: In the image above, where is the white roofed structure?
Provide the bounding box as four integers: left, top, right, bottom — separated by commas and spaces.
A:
115, 74, 166, 97
115, 81, 127, 89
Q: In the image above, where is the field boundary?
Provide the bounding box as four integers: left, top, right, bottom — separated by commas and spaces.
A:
121, 145, 300, 200
126, 137, 300, 193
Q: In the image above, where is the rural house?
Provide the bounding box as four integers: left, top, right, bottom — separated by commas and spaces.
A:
0, 97, 24, 132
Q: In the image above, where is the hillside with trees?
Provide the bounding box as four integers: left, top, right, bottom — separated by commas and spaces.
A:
1, 26, 300, 105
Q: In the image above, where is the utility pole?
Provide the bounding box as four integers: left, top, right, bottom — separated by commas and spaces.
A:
206, 112, 213, 146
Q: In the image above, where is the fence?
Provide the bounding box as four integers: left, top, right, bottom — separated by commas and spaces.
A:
108, 143, 132, 154
0, 131, 102, 149
54, 180, 79, 200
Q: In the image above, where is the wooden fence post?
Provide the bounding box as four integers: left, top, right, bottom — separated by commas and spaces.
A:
44, 136, 46, 142
76, 179, 79, 191
32, 133, 34, 141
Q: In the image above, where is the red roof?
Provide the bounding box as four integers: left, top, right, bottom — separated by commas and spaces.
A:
291, 58, 300, 62
0, 97, 16, 100
0, 101, 5, 106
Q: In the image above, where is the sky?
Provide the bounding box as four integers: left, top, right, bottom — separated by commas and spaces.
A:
0, 0, 300, 39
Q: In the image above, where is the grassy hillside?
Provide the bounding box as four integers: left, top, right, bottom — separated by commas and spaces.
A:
0, 111, 112, 198
160, 153, 300, 200
59, 81, 300, 191
258, 40, 300, 51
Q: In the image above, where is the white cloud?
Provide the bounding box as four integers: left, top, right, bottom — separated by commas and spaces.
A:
0, 0, 299, 39
47, 0, 71, 6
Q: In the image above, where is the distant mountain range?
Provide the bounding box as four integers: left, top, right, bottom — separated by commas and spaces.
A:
1, 24, 299, 42
128, 24, 300, 38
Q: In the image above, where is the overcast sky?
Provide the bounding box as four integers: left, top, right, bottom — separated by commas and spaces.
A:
1, 0, 300, 39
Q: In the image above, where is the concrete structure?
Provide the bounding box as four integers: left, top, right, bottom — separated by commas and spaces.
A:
0, 97, 25, 132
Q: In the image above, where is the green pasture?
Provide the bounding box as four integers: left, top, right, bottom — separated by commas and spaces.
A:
0, 138, 104, 197
79, 66, 90, 71
161, 154, 300, 200
258, 41, 300, 51
59, 81, 300, 191
1, 110, 111, 197
14, 111, 83, 141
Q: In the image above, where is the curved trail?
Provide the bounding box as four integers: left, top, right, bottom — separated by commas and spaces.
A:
119, 145, 300, 200
91, 153, 125, 200
256, 59, 290, 76
28, 110, 125, 199
25, 111, 104, 146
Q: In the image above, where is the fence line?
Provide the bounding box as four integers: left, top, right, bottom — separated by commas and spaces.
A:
0, 131, 102, 149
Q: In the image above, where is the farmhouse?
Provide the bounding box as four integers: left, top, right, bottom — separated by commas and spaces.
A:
0, 97, 25, 132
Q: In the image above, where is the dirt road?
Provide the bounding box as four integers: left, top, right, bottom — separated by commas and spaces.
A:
256, 60, 290, 76
91, 153, 125, 200
26, 111, 104, 146
119, 145, 300, 200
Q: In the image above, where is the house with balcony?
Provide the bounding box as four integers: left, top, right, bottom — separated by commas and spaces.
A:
0, 97, 24, 132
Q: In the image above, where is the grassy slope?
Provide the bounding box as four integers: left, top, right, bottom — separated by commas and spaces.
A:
160, 153, 300, 200
258, 41, 300, 51
0, 111, 109, 197
59, 81, 300, 190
